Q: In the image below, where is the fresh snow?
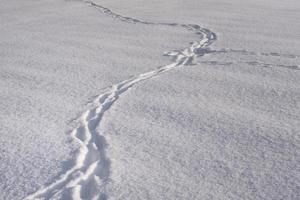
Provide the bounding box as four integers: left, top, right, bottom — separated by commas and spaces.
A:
0, 0, 300, 200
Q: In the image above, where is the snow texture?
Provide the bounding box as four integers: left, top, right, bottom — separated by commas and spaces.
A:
0, 0, 300, 199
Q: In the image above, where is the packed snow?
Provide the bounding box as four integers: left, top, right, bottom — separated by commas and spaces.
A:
0, 0, 299, 199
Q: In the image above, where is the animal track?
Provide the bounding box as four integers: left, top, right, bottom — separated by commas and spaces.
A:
26, 1, 299, 199
197, 48, 299, 70
213, 48, 300, 59
25, 1, 216, 199
199, 60, 299, 70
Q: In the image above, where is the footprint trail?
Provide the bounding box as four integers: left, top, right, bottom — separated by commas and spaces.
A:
25, 1, 216, 199
25, 0, 300, 199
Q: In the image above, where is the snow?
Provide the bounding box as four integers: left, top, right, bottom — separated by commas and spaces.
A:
0, 0, 300, 199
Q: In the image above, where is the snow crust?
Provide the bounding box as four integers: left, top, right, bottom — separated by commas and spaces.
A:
0, 0, 299, 199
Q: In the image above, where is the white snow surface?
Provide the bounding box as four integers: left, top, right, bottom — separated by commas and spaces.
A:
0, 0, 300, 199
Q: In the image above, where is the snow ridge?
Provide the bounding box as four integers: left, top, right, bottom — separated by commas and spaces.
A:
25, 1, 216, 200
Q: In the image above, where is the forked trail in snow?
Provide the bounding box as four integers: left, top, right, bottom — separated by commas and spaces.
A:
25, 1, 216, 200
25, 0, 299, 200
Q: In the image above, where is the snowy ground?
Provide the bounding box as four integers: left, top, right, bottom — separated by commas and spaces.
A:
0, 0, 300, 199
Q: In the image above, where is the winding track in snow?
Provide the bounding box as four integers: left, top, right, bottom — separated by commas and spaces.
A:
25, 1, 217, 200
25, 0, 300, 199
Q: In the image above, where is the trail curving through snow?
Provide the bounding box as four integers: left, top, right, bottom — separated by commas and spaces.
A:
25, 1, 216, 200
